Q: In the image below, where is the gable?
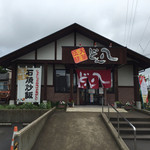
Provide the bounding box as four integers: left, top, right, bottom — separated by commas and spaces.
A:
17, 51, 35, 60
57, 33, 74, 60
37, 42, 55, 60
0, 23, 149, 70
16, 32, 101, 61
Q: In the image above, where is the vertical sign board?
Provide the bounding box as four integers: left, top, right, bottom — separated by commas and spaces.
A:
139, 76, 148, 105
17, 66, 42, 104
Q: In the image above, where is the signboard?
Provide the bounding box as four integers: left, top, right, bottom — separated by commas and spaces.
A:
62, 46, 126, 65
71, 47, 88, 63
76, 69, 111, 89
17, 66, 42, 104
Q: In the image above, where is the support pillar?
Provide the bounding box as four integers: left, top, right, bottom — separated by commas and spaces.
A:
70, 68, 73, 101
134, 65, 140, 102
10, 65, 17, 102
114, 67, 118, 101
43, 64, 48, 101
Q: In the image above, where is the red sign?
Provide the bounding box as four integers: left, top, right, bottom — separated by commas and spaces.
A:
76, 69, 111, 89
71, 47, 88, 63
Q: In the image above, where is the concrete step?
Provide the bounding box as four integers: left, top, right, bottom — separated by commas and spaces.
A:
116, 127, 150, 135
121, 134, 150, 140
112, 121, 150, 128
110, 117, 150, 122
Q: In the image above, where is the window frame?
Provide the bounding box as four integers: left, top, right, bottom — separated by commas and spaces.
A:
54, 69, 77, 93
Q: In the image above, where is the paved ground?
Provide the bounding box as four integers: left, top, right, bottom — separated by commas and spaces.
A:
67, 105, 127, 113
0, 123, 23, 150
32, 111, 120, 150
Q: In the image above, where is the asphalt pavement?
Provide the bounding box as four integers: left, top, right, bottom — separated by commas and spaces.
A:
0, 123, 23, 150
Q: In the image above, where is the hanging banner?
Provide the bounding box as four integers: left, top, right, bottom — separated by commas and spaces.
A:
139, 76, 148, 104
76, 69, 111, 89
17, 66, 42, 104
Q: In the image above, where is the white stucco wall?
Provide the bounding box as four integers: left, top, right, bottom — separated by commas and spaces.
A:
18, 51, 35, 60
37, 42, 55, 60
96, 42, 104, 47
118, 65, 134, 86
57, 33, 74, 60
76, 32, 94, 47
47, 65, 53, 85
17, 32, 104, 61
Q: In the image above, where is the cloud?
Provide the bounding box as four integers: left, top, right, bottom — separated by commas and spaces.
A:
0, 0, 150, 59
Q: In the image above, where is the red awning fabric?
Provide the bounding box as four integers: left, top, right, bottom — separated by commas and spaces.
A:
76, 69, 111, 89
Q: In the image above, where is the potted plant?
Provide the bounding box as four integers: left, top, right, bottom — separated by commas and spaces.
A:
124, 101, 133, 111
68, 98, 74, 107
115, 101, 122, 108
57, 101, 66, 109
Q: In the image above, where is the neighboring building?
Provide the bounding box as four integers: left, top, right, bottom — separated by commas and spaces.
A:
0, 71, 11, 103
0, 23, 150, 105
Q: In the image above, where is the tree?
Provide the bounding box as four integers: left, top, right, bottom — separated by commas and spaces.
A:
0, 66, 7, 73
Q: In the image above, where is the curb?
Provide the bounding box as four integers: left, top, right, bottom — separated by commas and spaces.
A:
101, 113, 129, 150
0, 123, 12, 126
14, 107, 56, 150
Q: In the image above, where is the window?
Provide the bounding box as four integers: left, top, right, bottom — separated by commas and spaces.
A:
55, 70, 76, 93
0, 81, 9, 91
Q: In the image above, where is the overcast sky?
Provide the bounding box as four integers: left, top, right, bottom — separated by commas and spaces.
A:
0, 0, 150, 73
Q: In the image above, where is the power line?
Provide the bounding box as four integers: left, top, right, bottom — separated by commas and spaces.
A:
144, 39, 150, 51
126, 0, 135, 46
124, 0, 129, 46
128, 0, 139, 47
138, 16, 150, 53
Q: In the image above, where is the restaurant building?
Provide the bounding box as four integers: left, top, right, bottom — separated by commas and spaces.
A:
0, 23, 150, 105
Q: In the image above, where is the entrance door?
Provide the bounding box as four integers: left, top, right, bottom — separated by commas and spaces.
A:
79, 86, 104, 105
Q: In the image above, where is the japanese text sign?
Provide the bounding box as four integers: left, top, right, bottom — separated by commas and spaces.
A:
62, 47, 126, 64
17, 66, 42, 104
76, 69, 111, 89
71, 47, 88, 63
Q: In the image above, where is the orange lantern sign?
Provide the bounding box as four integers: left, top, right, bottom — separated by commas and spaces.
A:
71, 47, 88, 63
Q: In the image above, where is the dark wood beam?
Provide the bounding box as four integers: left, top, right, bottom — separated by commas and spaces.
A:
43, 64, 48, 100
114, 67, 118, 101
10, 64, 17, 100
74, 31, 76, 47
55, 40, 57, 60
134, 65, 140, 102
70, 67, 74, 100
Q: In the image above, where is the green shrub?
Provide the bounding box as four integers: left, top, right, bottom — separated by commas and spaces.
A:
18, 103, 38, 109
38, 102, 52, 109
5, 105, 17, 109
0, 105, 5, 109
51, 101, 59, 108
46, 102, 51, 109
20, 103, 34, 109
0, 101, 52, 110
39, 103, 47, 109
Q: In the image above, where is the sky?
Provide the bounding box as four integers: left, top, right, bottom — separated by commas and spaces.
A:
0, 0, 150, 74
